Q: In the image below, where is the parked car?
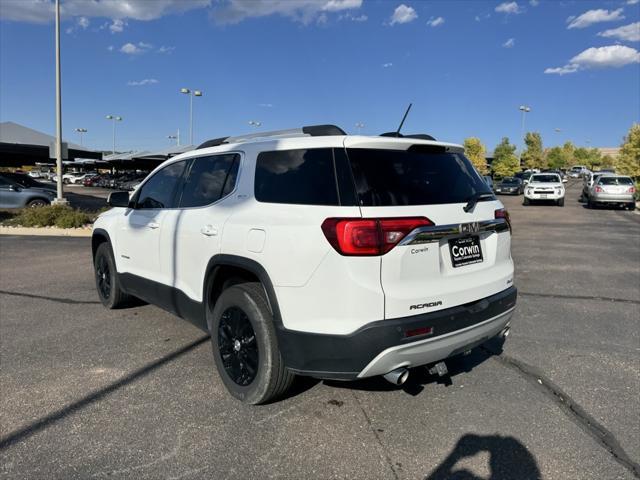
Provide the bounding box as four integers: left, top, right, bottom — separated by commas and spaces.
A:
588, 175, 636, 210
483, 175, 494, 191
495, 177, 524, 195
1, 172, 56, 191
515, 171, 532, 185
568, 165, 587, 178
93, 124, 517, 404
524, 173, 565, 206
543, 169, 568, 183
582, 171, 615, 201
0, 175, 55, 208
83, 175, 103, 187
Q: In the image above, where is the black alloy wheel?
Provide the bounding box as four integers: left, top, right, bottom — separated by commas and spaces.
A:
95, 253, 111, 300
218, 306, 259, 386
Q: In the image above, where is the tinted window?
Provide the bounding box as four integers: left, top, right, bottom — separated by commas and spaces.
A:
255, 149, 339, 205
501, 178, 520, 185
0, 176, 12, 188
136, 161, 187, 209
346, 148, 491, 206
179, 154, 240, 208
530, 174, 560, 183
599, 177, 633, 186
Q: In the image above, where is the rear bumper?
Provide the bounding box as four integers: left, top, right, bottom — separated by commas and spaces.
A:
591, 193, 634, 203
276, 286, 517, 380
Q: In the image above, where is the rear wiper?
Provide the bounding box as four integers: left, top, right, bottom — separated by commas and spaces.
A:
463, 192, 495, 213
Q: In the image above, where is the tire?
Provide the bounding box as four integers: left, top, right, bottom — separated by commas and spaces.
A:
587, 198, 594, 209
628, 203, 636, 211
557, 198, 564, 207
94, 242, 132, 309
63, 178, 70, 184
208, 282, 294, 404
523, 197, 530, 206
27, 199, 49, 208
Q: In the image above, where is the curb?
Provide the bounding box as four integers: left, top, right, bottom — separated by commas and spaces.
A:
0, 226, 92, 237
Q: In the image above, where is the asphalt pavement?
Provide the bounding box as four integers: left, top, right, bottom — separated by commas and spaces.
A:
0, 180, 638, 479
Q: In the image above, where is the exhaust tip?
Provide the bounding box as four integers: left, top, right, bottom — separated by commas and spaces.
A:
383, 367, 409, 386
500, 326, 511, 338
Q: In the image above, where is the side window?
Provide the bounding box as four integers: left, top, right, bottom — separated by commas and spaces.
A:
179, 154, 240, 208
254, 148, 339, 205
136, 161, 187, 209
0, 177, 11, 188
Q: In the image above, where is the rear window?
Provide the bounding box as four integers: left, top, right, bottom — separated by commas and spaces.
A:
255, 149, 339, 205
599, 177, 633, 186
345, 148, 491, 206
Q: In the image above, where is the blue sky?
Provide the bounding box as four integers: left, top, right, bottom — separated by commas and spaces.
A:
1, 0, 639, 153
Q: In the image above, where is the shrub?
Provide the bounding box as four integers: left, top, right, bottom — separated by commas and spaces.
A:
3, 205, 92, 228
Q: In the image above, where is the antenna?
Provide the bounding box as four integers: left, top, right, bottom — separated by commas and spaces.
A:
395, 103, 412, 136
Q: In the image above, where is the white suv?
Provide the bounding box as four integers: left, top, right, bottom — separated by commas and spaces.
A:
92, 125, 517, 404
523, 173, 565, 206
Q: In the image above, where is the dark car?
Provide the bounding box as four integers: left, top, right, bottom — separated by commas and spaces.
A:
495, 177, 524, 195
0, 175, 55, 208
2, 172, 56, 191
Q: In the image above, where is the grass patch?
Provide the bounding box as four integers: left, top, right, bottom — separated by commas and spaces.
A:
1, 205, 94, 229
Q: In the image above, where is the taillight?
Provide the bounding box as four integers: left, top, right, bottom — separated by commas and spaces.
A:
321, 217, 433, 256
628, 186, 636, 193
495, 208, 511, 233
595, 186, 604, 193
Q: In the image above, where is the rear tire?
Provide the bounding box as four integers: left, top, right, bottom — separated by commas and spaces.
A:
628, 203, 636, 211
27, 199, 49, 208
94, 242, 132, 309
587, 198, 594, 209
208, 282, 294, 404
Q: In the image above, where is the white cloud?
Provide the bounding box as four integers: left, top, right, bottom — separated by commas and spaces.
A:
211, 0, 362, 25
545, 45, 640, 75
339, 12, 367, 22
258, 103, 273, 108
107, 45, 114, 51
127, 79, 159, 86
0, 0, 211, 23
109, 19, 125, 33
427, 16, 444, 27
529, 0, 539, 6
627, 0, 639, 5
503, 38, 515, 48
598, 22, 640, 42
382, 62, 393, 68
567, 8, 625, 29
120, 42, 153, 55
495, 2, 522, 15
158, 45, 176, 54
65, 15, 89, 33
390, 4, 417, 25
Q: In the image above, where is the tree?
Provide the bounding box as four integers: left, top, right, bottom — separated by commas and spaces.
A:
546, 146, 564, 169
491, 137, 520, 178
464, 137, 488, 174
601, 154, 616, 169
574, 147, 603, 170
616, 123, 640, 178
521, 132, 544, 170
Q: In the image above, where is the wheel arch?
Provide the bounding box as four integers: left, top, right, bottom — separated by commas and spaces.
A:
92, 228, 112, 260
203, 255, 283, 327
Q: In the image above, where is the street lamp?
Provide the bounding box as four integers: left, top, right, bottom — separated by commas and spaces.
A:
355, 122, 364, 134
75, 128, 87, 146
167, 129, 180, 146
105, 115, 122, 155
248, 120, 262, 128
519, 105, 531, 160
180, 88, 203, 145
53, 0, 66, 204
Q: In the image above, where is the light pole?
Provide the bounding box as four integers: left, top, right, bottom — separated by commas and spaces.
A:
519, 105, 531, 160
53, 0, 66, 204
180, 88, 202, 145
248, 120, 262, 128
168, 129, 180, 146
75, 128, 87, 146
105, 115, 122, 155
355, 122, 364, 134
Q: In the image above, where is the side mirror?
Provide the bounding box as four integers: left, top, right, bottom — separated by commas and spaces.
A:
107, 191, 131, 208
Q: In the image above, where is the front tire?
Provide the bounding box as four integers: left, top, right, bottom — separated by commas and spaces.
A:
27, 199, 48, 208
94, 242, 132, 309
557, 198, 565, 207
523, 197, 530, 206
208, 282, 294, 404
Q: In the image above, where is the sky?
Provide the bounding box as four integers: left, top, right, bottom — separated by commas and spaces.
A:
0, 0, 639, 154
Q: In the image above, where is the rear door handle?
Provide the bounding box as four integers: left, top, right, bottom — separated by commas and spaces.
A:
201, 225, 218, 236
148, 222, 160, 229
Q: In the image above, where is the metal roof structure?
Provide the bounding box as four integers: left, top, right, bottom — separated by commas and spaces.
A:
0, 121, 87, 150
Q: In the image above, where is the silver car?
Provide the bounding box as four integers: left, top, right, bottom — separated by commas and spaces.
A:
588, 175, 636, 210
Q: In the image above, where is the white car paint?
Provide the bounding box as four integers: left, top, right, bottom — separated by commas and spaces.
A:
524, 173, 565, 203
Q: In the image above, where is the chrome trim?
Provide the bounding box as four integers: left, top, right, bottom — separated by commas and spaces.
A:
400, 218, 509, 245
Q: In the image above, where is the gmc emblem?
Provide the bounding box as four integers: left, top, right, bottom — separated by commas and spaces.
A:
459, 222, 480, 234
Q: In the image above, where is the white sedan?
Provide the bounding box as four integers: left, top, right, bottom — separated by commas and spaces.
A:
523, 173, 565, 207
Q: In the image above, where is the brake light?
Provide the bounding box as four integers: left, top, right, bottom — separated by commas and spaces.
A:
495, 208, 511, 233
595, 186, 604, 193
321, 217, 433, 256
628, 186, 636, 193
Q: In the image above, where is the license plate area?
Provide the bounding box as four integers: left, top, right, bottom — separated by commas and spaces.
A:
448, 235, 483, 268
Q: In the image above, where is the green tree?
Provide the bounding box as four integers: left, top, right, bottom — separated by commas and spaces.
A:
574, 147, 603, 170
601, 154, 616, 169
546, 146, 564, 169
616, 123, 640, 178
491, 137, 520, 178
464, 137, 488, 174
521, 132, 545, 170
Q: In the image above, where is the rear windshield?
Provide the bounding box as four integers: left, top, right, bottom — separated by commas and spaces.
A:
599, 177, 633, 186
501, 178, 519, 185
530, 174, 560, 183
346, 148, 491, 206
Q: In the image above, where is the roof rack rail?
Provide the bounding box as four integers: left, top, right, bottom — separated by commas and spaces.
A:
379, 132, 437, 141
196, 124, 346, 150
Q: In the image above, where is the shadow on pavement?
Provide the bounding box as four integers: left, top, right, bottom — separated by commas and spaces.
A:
424, 433, 541, 479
